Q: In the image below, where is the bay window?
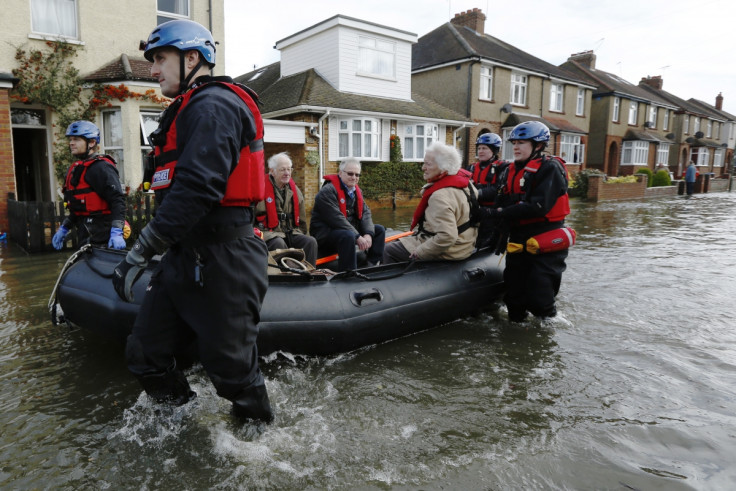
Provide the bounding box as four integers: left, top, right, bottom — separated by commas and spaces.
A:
339, 118, 380, 159
621, 141, 649, 166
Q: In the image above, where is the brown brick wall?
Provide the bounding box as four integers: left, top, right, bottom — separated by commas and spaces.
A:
0, 88, 15, 233
587, 174, 649, 201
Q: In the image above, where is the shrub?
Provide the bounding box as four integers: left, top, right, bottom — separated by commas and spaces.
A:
568, 168, 605, 199
651, 169, 672, 187
359, 161, 424, 204
635, 168, 654, 187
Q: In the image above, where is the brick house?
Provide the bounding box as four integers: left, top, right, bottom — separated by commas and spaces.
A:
411, 8, 595, 174
234, 15, 472, 210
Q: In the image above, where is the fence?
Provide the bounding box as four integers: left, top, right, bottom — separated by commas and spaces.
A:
6, 192, 154, 253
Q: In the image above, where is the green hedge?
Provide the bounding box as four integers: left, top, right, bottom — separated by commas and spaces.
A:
636, 168, 654, 187
651, 169, 672, 187
359, 161, 425, 201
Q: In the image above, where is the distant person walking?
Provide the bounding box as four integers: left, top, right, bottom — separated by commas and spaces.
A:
685, 161, 698, 196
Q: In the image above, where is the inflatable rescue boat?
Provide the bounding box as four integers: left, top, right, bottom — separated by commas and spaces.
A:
49, 237, 505, 356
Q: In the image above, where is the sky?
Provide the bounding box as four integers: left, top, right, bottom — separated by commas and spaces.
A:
224, 0, 736, 115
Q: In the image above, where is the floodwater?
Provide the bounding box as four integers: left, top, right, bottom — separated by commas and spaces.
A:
1, 193, 735, 489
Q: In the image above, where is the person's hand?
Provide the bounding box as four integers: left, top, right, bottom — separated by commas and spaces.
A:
108, 227, 127, 250
356, 234, 372, 251
113, 245, 148, 302
52, 225, 70, 250
482, 207, 503, 219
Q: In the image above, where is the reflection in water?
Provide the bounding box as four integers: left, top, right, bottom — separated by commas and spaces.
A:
2, 194, 736, 488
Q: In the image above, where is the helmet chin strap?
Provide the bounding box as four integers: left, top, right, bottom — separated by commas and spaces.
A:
179, 52, 206, 94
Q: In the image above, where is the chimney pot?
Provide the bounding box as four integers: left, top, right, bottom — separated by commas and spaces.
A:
716, 92, 723, 110
450, 8, 486, 34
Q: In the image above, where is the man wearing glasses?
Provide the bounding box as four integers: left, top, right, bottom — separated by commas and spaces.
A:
310, 157, 385, 270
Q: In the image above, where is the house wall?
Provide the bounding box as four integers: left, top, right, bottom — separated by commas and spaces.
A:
0, 84, 15, 232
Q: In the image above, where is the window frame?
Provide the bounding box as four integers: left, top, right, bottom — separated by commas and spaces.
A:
684, 115, 690, 134
621, 140, 649, 166
479, 65, 493, 101
401, 123, 439, 162
550, 83, 564, 112
560, 134, 584, 164
628, 101, 638, 125
612, 97, 620, 122
157, 0, 190, 24
357, 35, 396, 80
656, 143, 670, 167
663, 109, 669, 131
510, 72, 527, 106
338, 117, 381, 160
576, 88, 585, 116
648, 106, 657, 128
31, 0, 79, 39
713, 148, 725, 167
101, 108, 125, 182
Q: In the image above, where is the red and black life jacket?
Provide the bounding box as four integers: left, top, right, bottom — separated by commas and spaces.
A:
63, 155, 118, 215
150, 81, 265, 206
256, 177, 300, 230
503, 156, 570, 225
411, 169, 477, 233
470, 158, 502, 186
323, 174, 363, 220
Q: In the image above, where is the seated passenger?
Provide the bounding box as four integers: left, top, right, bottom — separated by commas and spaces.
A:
309, 158, 385, 271
383, 142, 478, 263
255, 152, 318, 266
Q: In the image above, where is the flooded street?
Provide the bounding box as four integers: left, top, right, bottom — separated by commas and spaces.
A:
1, 193, 735, 489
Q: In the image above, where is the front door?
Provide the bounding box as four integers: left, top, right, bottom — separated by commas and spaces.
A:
11, 108, 52, 202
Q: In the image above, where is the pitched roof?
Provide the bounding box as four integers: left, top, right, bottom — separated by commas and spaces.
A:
687, 98, 736, 121
560, 60, 674, 107
235, 62, 471, 123
83, 54, 156, 83
636, 83, 708, 116
413, 23, 588, 85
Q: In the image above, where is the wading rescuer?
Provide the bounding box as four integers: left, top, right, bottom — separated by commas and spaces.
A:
469, 133, 509, 249
112, 19, 273, 422
486, 121, 573, 322
52, 121, 126, 251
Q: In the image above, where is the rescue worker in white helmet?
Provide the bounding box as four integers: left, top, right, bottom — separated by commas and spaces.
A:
487, 121, 572, 322
112, 19, 273, 422
469, 132, 509, 249
52, 120, 126, 251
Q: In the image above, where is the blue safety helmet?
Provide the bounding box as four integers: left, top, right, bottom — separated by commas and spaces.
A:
141, 19, 216, 65
476, 133, 502, 149
65, 120, 100, 144
508, 121, 550, 142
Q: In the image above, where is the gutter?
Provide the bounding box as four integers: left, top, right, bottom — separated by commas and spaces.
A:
263, 105, 473, 127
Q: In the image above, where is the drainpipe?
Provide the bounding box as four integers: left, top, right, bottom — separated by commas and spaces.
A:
315, 110, 331, 183
464, 59, 479, 165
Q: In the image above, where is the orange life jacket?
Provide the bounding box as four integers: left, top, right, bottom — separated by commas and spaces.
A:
504, 156, 570, 225
323, 174, 363, 220
256, 178, 300, 230
63, 155, 118, 215
150, 81, 265, 206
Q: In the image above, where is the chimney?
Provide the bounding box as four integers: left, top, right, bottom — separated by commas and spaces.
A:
450, 8, 486, 34
568, 50, 596, 69
640, 75, 663, 90
716, 92, 723, 110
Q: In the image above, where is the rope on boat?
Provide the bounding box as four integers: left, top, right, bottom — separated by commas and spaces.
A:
339, 259, 417, 281
47, 244, 92, 313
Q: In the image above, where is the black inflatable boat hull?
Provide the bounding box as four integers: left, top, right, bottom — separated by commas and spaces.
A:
54, 246, 504, 356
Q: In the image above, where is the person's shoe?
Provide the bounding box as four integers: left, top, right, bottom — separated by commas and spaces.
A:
232, 384, 274, 423
139, 370, 196, 406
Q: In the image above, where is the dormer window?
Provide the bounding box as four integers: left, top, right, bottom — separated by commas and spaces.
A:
358, 36, 395, 79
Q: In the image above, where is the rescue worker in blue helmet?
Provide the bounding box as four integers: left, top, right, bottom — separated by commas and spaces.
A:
469, 132, 509, 249
52, 120, 126, 251
112, 19, 273, 422
487, 121, 572, 322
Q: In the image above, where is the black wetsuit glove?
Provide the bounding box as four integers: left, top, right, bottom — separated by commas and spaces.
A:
113, 224, 168, 302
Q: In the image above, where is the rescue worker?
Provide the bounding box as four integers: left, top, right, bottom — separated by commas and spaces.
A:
469, 132, 508, 249
310, 158, 385, 271
255, 152, 318, 266
112, 19, 273, 422
382, 142, 478, 263
52, 121, 126, 250
488, 121, 571, 322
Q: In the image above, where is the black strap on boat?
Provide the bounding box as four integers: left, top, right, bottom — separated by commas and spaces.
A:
338, 259, 417, 281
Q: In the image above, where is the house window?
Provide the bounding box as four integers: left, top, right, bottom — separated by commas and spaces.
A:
157, 0, 189, 24
511, 73, 527, 106
663, 110, 669, 131
656, 144, 670, 167
31, 0, 78, 38
693, 118, 700, 135
140, 110, 162, 171
714, 148, 724, 167
706, 120, 712, 138
550, 83, 563, 112
102, 109, 125, 182
684, 115, 689, 134
338, 118, 380, 159
560, 134, 584, 164
576, 89, 585, 116
621, 141, 649, 165
648, 106, 657, 127
612, 97, 620, 122
628, 101, 638, 125
358, 36, 395, 79
691, 147, 709, 166
501, 128, 514, 160
479, 66, 493, 101
403, 124, 438, 161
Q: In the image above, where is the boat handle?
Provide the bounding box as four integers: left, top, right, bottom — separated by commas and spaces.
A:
351, 288, 384, 307
463, 267, 486, 281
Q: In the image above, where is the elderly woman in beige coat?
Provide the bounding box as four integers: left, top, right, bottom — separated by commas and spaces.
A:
383, 142, 479, 263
